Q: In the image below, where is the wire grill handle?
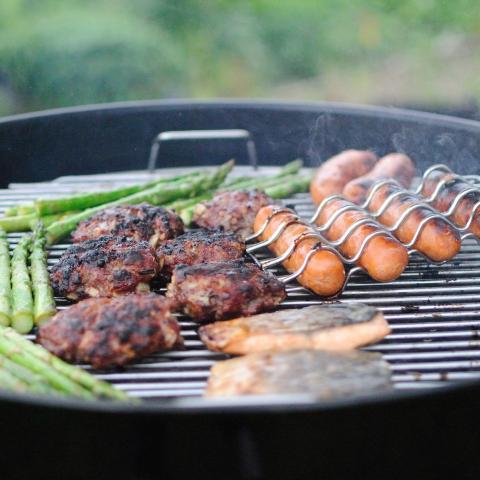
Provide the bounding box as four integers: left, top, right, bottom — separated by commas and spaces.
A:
147, 129, 258, 172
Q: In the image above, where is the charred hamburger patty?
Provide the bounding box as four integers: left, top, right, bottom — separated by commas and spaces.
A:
156, 229, 245, 276
192, 190, 274, 240
50, 235, 159, 300
72, 203, 184, 247
38, 294, 182, 368
166, 259, 286, 322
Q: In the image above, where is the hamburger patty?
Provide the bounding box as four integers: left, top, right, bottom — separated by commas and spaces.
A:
38, 294, 182, 368
166, 259, 286, 322
72, 203, 184, 247
50, 235, 159, 300
156, 229, 245, 276
192, 190, 274, 240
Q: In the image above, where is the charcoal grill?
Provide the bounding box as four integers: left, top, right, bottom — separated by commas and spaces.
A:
1, 100, 480, 479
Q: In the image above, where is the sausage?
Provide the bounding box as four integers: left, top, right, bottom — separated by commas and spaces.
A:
314, 198, 409, 282
310, 150, 377, 204
367, 182, 461, 262
253, 206, 346, 297
343, 153, 415, 205
421, 170, 480, 238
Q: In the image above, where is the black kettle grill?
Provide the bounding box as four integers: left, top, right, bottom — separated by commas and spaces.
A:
1, 100, 480, 480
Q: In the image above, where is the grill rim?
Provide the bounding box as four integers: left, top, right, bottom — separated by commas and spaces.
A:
2, 98, 480, 134
2, 99, 480, 414
1, 374, 480, 415
2, 185, 480, 413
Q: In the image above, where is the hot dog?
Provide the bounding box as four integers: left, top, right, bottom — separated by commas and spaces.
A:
253, 206, 346, 297
310, 150, 378, 204
314, 198, 409, 282
421, 170, 480, 238
367, 182, 461, 262
343, 153, 415, 205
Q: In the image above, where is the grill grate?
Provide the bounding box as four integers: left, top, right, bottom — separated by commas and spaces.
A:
4, 166, 480, 400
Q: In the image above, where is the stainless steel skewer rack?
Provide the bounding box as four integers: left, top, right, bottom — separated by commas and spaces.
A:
246, 163, 480, 298
417, 163, 480, 237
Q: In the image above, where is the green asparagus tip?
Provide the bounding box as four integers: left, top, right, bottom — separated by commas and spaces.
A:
12, 313, 34, 334
3, 206, 17, 217
285, 158, 303, 170
180, 206, 195, 226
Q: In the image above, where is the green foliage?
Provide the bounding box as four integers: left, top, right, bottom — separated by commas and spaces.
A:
0, 7, 185, 110
369, 0, 480, 33
139, 1, 272, 95
0, 0, 479, 113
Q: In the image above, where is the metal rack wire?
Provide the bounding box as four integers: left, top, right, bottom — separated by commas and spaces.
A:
247, 164, 480, 297
417, 163, 480, 237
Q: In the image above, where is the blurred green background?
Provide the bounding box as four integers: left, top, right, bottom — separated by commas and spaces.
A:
0, 0, 479, 117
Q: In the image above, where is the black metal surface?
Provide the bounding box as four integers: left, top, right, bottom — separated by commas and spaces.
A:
1, 381, 480, 479
1, 100, 480, 478
1, 100, 480, 186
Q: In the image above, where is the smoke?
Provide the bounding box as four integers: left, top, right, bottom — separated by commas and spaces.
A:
432, 133, 459, 164
391, 128, 410, 154
303, 113, 338, 166
300, 108, 480, 175
392, 127, 478, 174
433, 132, 477, 173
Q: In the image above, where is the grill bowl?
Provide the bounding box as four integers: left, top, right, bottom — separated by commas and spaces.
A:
2, 99, 480, 185
1, 100, 480, 479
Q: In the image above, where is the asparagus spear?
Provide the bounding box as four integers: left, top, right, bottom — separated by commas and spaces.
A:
0, 229, 11, 327
273, 158, 303, 176
46, 160, 234, 244
4, 203, 36, 217
3, 206, 18, 217
223, 168, 305, 193
0, 353, 56, 395
173, 175, 285, 223
167, 192, 214, 212
30, 226, 56, 325
220, 175, 254, 188
171, 160, 305, 213
0, 211, 81, 233
178, 173, 310, 226
224, 158, 303, 189
17, 203, 36, 216
264, 175, 310, 198
179, 205, 196, 226
0, 367, 30, 392
222, 159, 303, 190
35, 171, 199, 216
4, 169, 211, 220
0, 330, 94, 399
28, 211, 78, 230
216, 172, 311, 199
0, 328, 129, 400
0, 213, 38, 232
222, 175, 284, 192
11, 235, 34, 334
